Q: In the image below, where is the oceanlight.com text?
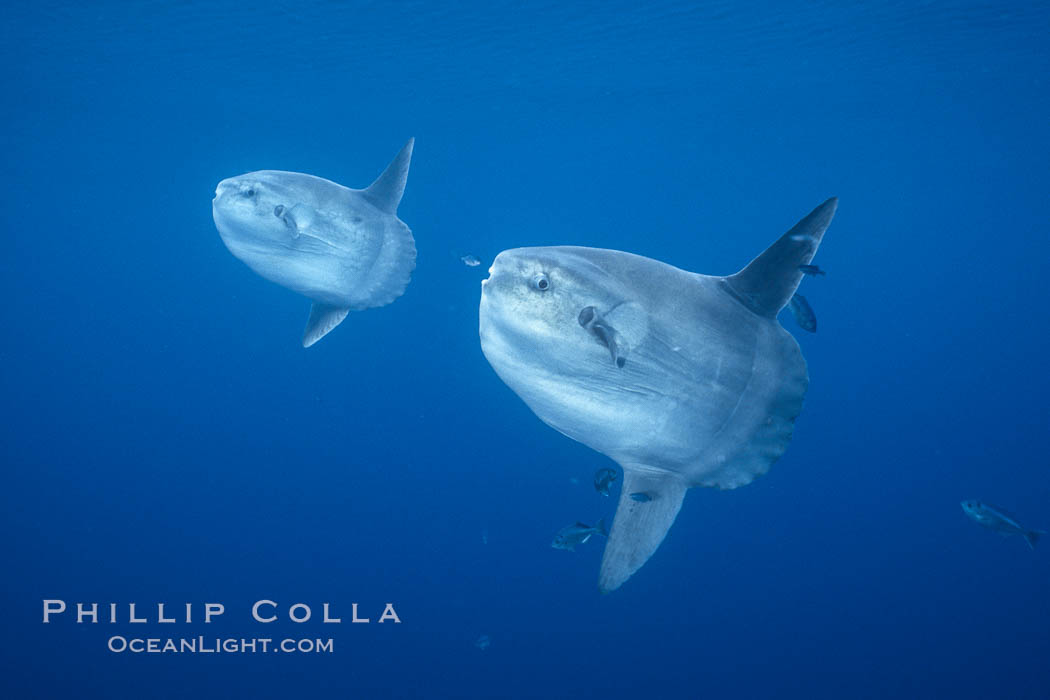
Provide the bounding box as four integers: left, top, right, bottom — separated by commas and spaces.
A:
107, 636, 334, 654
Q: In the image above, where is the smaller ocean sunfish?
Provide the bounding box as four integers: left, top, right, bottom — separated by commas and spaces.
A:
961, 500, 1044, 549
213, 139, 416, 347
552, 520, 608, 552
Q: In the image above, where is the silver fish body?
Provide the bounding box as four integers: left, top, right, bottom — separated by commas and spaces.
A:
593, 467, 618, 496
552, 520, 608, 551
962, 500, 1044, 549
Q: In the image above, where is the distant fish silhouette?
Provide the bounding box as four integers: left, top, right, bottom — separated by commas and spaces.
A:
551, 520, 608, 552
593, 467, 618, 496
797, 264, 825, 277
961, 500, 1044, 549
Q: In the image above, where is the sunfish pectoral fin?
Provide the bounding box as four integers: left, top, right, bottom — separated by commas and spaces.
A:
592, 322, 626, 368
363, 137, 414, 214
598, 469, 687, 593
579, 303, 646, 369
302, 303, 350, 348
287, 203, 316, 233
275, 203, 317, 238
603, 301, 649, 367
724, 197, 837, 317
579, 306, 622, 366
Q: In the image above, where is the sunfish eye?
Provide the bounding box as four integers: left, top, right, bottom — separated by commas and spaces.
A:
245, 188, 256, 197
274, 205, 285, 217
530, 273, 551, 291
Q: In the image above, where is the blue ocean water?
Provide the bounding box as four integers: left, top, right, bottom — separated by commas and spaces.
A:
2, 1, 1049, 697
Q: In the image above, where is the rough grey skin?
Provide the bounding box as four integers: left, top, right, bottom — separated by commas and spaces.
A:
212, 139, 415, 347
961, 500, 1044, 549
479, 198, 837, 592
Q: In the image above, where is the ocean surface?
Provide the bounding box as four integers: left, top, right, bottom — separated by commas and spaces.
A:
3, 1, 1049, 698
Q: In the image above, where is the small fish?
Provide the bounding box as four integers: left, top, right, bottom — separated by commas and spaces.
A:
461, 255, 482, 267
481, 527, 488, 545
551, 519, 608, 551
629, 492, 652, 503
593, 467, 618, 496
475, 634, 491, 650
961, 500, 1045, 550
788, 293, 817, 333
798, 264, 825, 277
789, 233, 817, 243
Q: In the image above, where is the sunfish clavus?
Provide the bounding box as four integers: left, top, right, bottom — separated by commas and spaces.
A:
479, 198, 837, 592
212, 139, 416, 347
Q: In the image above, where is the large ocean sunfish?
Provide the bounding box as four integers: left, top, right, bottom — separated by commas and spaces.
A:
213, 139, 416, 347
479, 198, 837, 592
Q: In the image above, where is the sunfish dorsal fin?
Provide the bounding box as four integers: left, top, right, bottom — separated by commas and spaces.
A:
302, 303, 350, 348
362, 138, 414, 214
724, 197, 837, 317
598, 469, 687, 593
